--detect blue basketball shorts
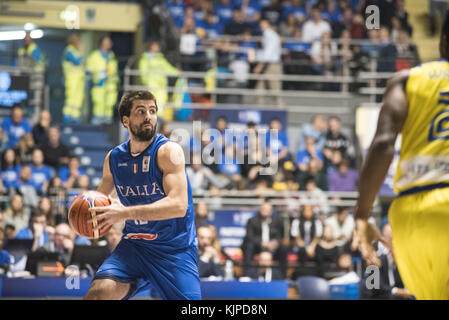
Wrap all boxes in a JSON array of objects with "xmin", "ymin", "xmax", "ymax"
[{"xmin": 93, "ymin": 239, "xmax": 202, "ymax": 300}]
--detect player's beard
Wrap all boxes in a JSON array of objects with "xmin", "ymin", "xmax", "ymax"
[{"xmin": 129, "ymin": 121, "xmax": 157, "ymax": 142}]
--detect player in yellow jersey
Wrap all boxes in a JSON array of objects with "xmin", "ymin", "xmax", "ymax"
[{"xmin": 354, "ymin": 10, "xmax": 449, "ymax": 300}]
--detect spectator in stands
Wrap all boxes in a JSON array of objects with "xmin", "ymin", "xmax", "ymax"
[
  {"xmin": 252, "ymin": 19, "xmax": 283, "ymax": 107},
  {"xmin": 36, "ymin": 223, "xmax": 75, "ymax": 267},
  {"xmin": 1, "ymin": 104, "xmax": 31, "ymax": 150},
  {"xmin": 17, "ymin": 165, "xmax": 40, "ymax": 210},
  {"xmin": 360, "ymin": 224, "xmax": 412, "ymax": 300},
  {"xmin": 16, "ymin": 31, "xmax": 45, "ymax": 71},
  {"xmin": 266, "ymin": 118, "xmax": 290, "ymax": 165},
  {"xmin": 323, "ymin": 116, "xmax": 352, "ymax": 160},
  {"xmin": 394, "ymin": 0, "xmax": 412, "ymax": 36},
  {"xmin": 139, "ymin": 41, "xmax": 179, "ymax": 119},
  {"xmin": 15, "ymin": 209, "xmax": 49, "ymax": 251},
  {"xmin": 377, "ymin": 26, "xmax": 398, "ymax": 73},
  {"xmin": 3, "ymin": 194, "xmax": 28, "ymax": 232},
  {"xmin": 296, "ymin": 136, "xmax": 324, "ymax": 173},
  {"xmin": 197, "ymin": 225, "xmax": 224, "ymax": 278},
  {"xmin": 301, "ymin": 6, "xmax": 331, "ymax": 43},
  {"xmin": 166, "ymin": 0, "xmax": 186, "ymax": 29},
  {"xmin": 246, "ymin": 250, "xmax": 283, "ymax": 281},
  {"xmin": 290, "ymin": 204, "xmax": 322, "ymax": 263},
  {"xmin": 279, "ymin": 13, "xmax": 300, "ymax": 38},
  {"xmin": 200, "ymin": 10, "xmax": 223, "ymax": 39},
  {"xmin": 298, "ymin": 115, "xmax": 327, "ymax": 152},
  {"xmin": 215, "ymin": 0, "xmax": 234, "ymax": 27},
  {"xmin": 328, "ymin": 157, "xmax": 359, "ymax": 191},
  {"xmin": 224, "ymin": 7, "xmax": 252, "ymax": 35},
  {"xmin": 40, "ymin": 126, "xmax": 71, "ymax": 170},
  {"xmin": 217, "ymin": 145, "xmax": 243, "ymax": 189},
  {"xmin": 261, "ymin": 0, "xmax": 283, "ymax": 27},
  {"xmin": 194, "ymin": 201, "xmax": 211, "ymax": 229},
  {"xmin": 302, "ymin": 157, "xmax": 329, "ymax": 191},
  {"xmin": 241, "ymin": 200, "xmax": 287, "ymax": 277},
  {"xmin": 32, "ymin": 110, "xmax": 51, "ymax": 147},
  {"xmin": 14, "ymin": 133, "xmax": 36, "ymax": 166},
  {"xmin": 38, "ymin": 196, "xmax": 56, "ymax": 227},
  {"xmin": 29, "ymin": 148, "xmax": 52, "ymax": 194},
  {"xmin": 105, "ymin": 224, "xmax": 123, "ymax": 255},
  {"xmin": 241, "ymin": 0, "xmax": 262, "ymax": 29},
  {"xmin": 395, "ymin": 29, "xmax": 420, "ymax": 69},
  {"xmin": 362, "ymin": 29, "xmax": 381, "ymax": 59},
  {"xmin": 303, "ymin": 176, "xmax": 330, "ymax": 217},
  {"xmin": 325, "ymin": 206, "xmax": 355, "ymax": 247},
  {"xmin": 0, "ymin": 127, "xmax": 9, "ymax": 153},
  {"xmin": 310, "ymin": 31, "xmax": 338, "ymax": 76},
  {"xmin": 4, "ymin": 224, "xmax": 15, "ymax": 240},
  {"xmin": 282, "ymin": 0, "xmax": 307, "ymax": 25},
  {"xmin": 187, "ymin": 155, "xmax": 226, "ymax": 194},
  {"xmin": 1, "ymin": 148, "xmax": 21, "ymax": 191},
  {"xmin": 0, "ymin": 228, "xmax": 12, "ymax": 269},
  {"xmin": 314, "ymin": 224, "xmax": 340, "ymax": 277},
  {"xmin": 59, "ymin": 156, "xmax": 86, "ymax": 189}
]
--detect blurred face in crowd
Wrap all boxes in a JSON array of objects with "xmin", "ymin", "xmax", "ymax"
[
  {"xmin": 12, "ymin": 107, "xmax": 23, "ymax": 124},
  {"xmin": 313, "ymin": 115, "xmax": 327, "ymax": 132},
  {"xmin": 48, "ymin": 127, "xmax": 60, "ymax": 145},
  {"xmin": 379, "ymin": 27, "xmax": 390, "ymax": 43},
  {"xmin": 39, "ymin": 197, "xmax": 51, "ymax": 213},
  {"xmin": 305, "ymin": 179, "xmax": 316, "ymax": 192},
  {"xmin": 24, "ymin": 32, "xmax": 32, "ymax": 46},
  {"xmin": 54, "ymin": 223, "xmax": 75, "ymax": 251},
  {"xmin": 398, "ymin": 29, "xmax": 409, "ymax": 44},
  {"xmin": 322, "ymin": 224, "xmax": 334, "ymax": 242},
  {"xmin": 20, "ymin": 166, "xmax": 31, "ymax": 182},
  {"xmin": 270, "ymin": 119, "xmax": 282, "ymax": 131},
  {"xmin": 259, "ymin": 251, "xmax": 273, "ymax": 267},
  {"xmin": 259, "ymin": 20, "xmax": 270, "ymax": 32},
  {"xmin": 24, "ymin": 133, "xmax": 34, "ymax": 148},
  {"xmin": 11, "ymin": 194, "xmax": 24, "ymax": 212},
  {"xmin": 305, "ymin": 136, "xmax": 316, "ymax": 154},
  {"xmin": 308, "ymin": 158, "xmax": 320, "ymax": 175},
  {"xmin": 105, "ymin": 225, "xmax": 122, "ymax": 252},
  {"xmin": 31, "ymin": 214, "xmax": 46, "ymax": 233},
  {"xmin": 150, "ymin": 42, "xmax": 160, "ymax": 53},
  {"xmin": 368, "ymin": 29, "xmax": 379, "ymax": 42},
  {"xmin": 332, "ymin": 150, "xmax": 342, "ymax": 166},
  {"xmin": 77, "ymin": 175, "xmax": 90, "ymax": 189},
  {"xmin": 382, "ymin": 224, "xmax": 392, "ymax": 243},
  {"xmin": 312, "ymin": 9, "xmax": 321, "ymax": 22},
  {"xmin": 338, "ymin": 160, "xmax": 349, "ymax": 174},
  {"xmin": 260, "ymin": 202, "xmax": 273, "ymax": 219},
  {"xmin": 69, "ymin": 157, "xmax": 80, "ymax": 171},
  {"xmin": 302, "ymin": 205, "xmax": 314, "ymax": 220},
  {"xmin": 197, "ymin": 226, "xmax": 213, "ymax": 250},
  {"xmin": 100, "ymin": 36, "xmax": 112, "ymax": 52},
  {"xmin": 232, "ymin": 9, "xmax": 242, "ymax": 22},
  {"xmin": 32, "ymin": 149, "xmax": 44, "ymax": 167},
  {"xmin": 216, "ymin": 117, "xmax": 227, "ymax": 132},
  {"xmin": 338, "ymin": 253, "xmax": 352, "ymax": 272},
  {"xmin": 39, "ymin": 110, "xmax": 51, "ymax": 128},
  {"xmin": 4, "ymin": 149, "xmax": 16, "ymax": 165},
  {"xmin": 196, "ymin": 202, "xmax": 208, "ymax": 219},
  {"xmin": 337, "ymin": 208, "xmax": 349, "ymax": 224},
  {"xmin": 328, "ymin": 117, "xmax": 341, "ymax": 135}
]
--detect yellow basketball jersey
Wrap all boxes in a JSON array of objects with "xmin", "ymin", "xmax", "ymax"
[{"xmin": 394, "ymin": 59, "xmax": 449, "ymax": 194}]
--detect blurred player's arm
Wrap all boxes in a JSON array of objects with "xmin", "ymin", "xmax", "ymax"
[
  {"xmin": 354, "ymin": 70, "xmax": 409, "ymax": 266},
  {"xmin": 97, "ymin": 150, "xmax": 115, "ymax": 196},
  {"xmin": 126, "ymin": 142, "xmax": 188, "ymax": 221}
]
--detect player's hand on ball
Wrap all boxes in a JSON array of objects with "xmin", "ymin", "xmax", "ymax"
[{"xmin": 89, "ymin": 201, "xmax": 127, "ymax": 233}]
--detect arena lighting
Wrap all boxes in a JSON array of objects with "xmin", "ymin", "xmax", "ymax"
[
  {"xmin": 24, "ymin": 22, "xmax": 36, "ymax": 31},
  {"xmin": 0, "ymin": 29, "xmax": 44, "ymax": 41}
]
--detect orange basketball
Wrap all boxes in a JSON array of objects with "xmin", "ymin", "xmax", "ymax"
[{"xmin": 68, "ymin": 190, "xmax": 112, "ymax": 239}]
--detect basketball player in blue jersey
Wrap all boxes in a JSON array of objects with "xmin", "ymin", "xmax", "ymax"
[{"xmin": 84, "ymin": 90, "xmax": 201, "ymax": 300}]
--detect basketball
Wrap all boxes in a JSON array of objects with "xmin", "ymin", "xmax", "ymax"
[{"xmin": 68, "ymin": 190, "xmax": 112, "ymax": 239}]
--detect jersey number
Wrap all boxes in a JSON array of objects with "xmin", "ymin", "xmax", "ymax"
[{"xmin": 428, "ymin": 95, "xmax": 449, "ymax": 142}]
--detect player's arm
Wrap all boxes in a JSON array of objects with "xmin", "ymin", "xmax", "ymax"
[
  {"xmin": 124, "ymin": 142, "xmax": 188, "ymax": 221},
  {"xmin": 354, "ymin": 70, "xmax": 409, "ymax": 266},
  {"xmin": 96, "ymin": 150, "xmax": 115, "ymax": 196}
]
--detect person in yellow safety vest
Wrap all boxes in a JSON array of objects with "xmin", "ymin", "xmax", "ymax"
[
  {"xmin": 62, "ymin": 34, "xmax": 85, "ymax": 124},
  {"xmin": 17, "ymin": 32, "xmax": 45, "ymax": 72},
  {"xmin": 138, "ymin": 41, "xmax": 179, "ymax": 121},
  {"xmin": 86, "ymin": 36, "xmax": 119, "ymax": 125}
]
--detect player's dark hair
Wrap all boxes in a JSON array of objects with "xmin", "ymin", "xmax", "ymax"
[{"xmin": 118, "ymin": 90, "xmax": 157, "ymax": 125}]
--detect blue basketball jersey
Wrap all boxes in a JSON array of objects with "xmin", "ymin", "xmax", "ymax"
[{"xmin": 109, "ymin": 134, "xmax": 197, "ymax": 251}]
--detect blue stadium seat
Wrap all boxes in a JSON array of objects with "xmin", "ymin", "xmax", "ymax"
[{"xmin": 296, "ymin": 276, "xmax": 330, "ymax": 300}]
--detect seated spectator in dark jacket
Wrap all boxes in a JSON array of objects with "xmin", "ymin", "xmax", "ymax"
[
  {"xmin": 35, "ymin": 223, "xmax": 75, "ymax": 267},
  {"xmin": 14, "ymin": 133, "xmax": 36, "ymax": 166},
  {"xmin": 246, "ymin": 250, "xmax": 283, "ymax": 281},
  {"xmin": 377, "ymin": 26, "xmax": 398, "ymax": 73},
  {"xmin": 59, "ymin": 156, "xmax": 86, "ymax": 189},
  {"xmin": 40, "ymin": 126, "xmax": 71, "ymax": 170},
  {"xmin": 15, "ymin": 209, "xmax": 49, "ymax": 251},
  {"xmin": 360, "ymin": 224, "xmax": 412, "ymax": 300},
  {"xmin": 32, "ymin": 109, "xmax": 51, "ymax": 146},
  {"xmin": 328, "ymin": 157, "xmax": 359, "ymax": 191},
  {"xmin": 197, "ymin": 225, "xmax": 224, "ymax": 278},
  {"xmin": 314, "ymin": 224, "xmax": 340, "ymax": 278},
  {"xmin": 241, "ymin": 200, "xmax": 287, "ymax": 277},
  {"xmin": 224, "ymin": 8, "xmax": 252, "ymax": 35}
]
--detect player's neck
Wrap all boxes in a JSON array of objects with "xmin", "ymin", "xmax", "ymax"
[{"xmin": 129, "ymin": 135, "xmax": 155, "ymax": 155}]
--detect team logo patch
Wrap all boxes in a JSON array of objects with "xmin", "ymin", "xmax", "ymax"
[
  {"xmin": 142, "ymin": 156, "xmax": 150, "ymax": 172},
  {"xmin": 133, "ymin": 163, "xmax": 138, "ymax": 174},
  {"xmin": 124, "ymin": 233, "xmax": 158, "ymax": 240}
]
